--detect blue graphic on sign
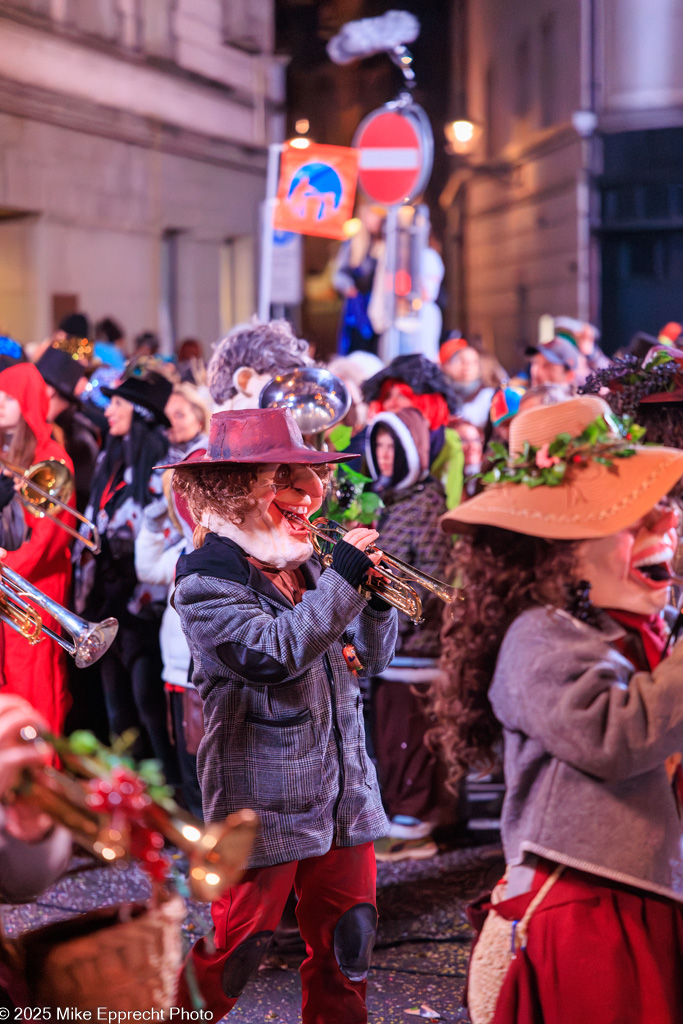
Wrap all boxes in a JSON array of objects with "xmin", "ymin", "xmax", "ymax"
[
  {"xmin": 287, "ymin": 163, "xmax": 343, "ymax": 221},
  {"xmin": 273, "ymin": 230, "xmax": 296, "ymax": 245}
]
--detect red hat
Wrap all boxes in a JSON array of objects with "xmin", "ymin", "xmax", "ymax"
[
  {"xmin": 658, "ymin": 322, "xmax": 682, "ymax": 346},
  {"xmin": 439, "ymin": 336, "xmax": 468, "ymax": 365},
  {"xmin": 156, "ymin": 408, "xmax": 359, "ymax": 469}
]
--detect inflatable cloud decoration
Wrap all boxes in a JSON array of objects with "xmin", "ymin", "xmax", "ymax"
[{"xmin": 327, "ymin": 10, "xmax": 420, "ymax": 65}]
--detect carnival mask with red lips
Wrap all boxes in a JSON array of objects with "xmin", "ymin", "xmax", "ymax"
[
  {"xmin": 576, "ymin": 503, "xmax": 680, "ymax": 616},
  {"xmin": 200, "ymin": 462, "xmax": 325, "ymax": 569}
]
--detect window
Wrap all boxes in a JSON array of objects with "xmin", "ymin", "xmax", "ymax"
[
  {"xmin": 3, "ymin": 0, "xmax": 51, "ymax": 15},
  {"xmin": 539, "ymin": 12, "xmax": 556, "ymax": 128},
  {"xmin": 222, "ymin": 0, "xmax": 272, "ymax": 54},
  {"xmin": 220, "ymin": 236, "xmax": 255, "ymax": 333},
  {"xmin": 485, "ymin": 63, "xmax": 504, "ymax": 158},
  {"xmin": 160, "ymin": 229, "xmax": 180, "ymax": 352},
  {"xmin": 66, "ymin": 0, "xmax": 121, "ymax": 41},
  {"xmin": 140, "ymin": 0, "xmax": 175, "ymax": 59},
  {"xmin": 515, "ymin": 34, "xmax": 532, "ymax": 119}
]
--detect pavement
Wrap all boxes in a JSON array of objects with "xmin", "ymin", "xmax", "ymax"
[{"xmin": 1, "ymin": 833, "xmax": 504, "ymax": 1024}]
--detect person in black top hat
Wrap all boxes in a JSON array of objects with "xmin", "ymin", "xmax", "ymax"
[
  {"xmin": 73, "ymin": 370, "xmax": 178, "ymax": 784},
  {"xmin": 36, "ymin": 346, "xmax": 100, "ymax": 513}
]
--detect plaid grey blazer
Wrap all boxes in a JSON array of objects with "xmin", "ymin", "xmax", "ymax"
[{"xmin": 174, "ymin": 534, "xmax": 397, "ymax": 867}]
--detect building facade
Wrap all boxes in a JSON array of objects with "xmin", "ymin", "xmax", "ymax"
[
  {"xmin": 0, "ymin": 0, "xmax": 285, "ymax": 351},
  {"xmin": 444, "ymin": 0, "xmax": 683, "ymax": 367}
]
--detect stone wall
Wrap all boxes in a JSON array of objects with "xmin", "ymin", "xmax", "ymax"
[{"xmin": 0, "ymin": 0, "xmax": 282, "ymax": 351}]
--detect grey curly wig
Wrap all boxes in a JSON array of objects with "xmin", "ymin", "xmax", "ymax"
[{"xmin": 207, "ymin": 318, "xmax": 312, "ymax": 404}]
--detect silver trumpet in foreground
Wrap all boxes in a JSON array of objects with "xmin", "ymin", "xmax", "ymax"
[{"xmin": 0, "ymin": 565, "xmax": 118, "ymax": 667}]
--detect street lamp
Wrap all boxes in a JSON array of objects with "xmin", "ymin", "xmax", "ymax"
[{"xmin": 444, "ymin": 118, "xmax": 482, "ymax": 156}]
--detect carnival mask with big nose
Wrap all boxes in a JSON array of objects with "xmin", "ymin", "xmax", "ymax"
[
  {"xmin": 203, "ymin": 462, "xmax": 325, "ymax": 569},
  {"xmin": 576, "ymin": 503, "xmax": 680, "ymax": 616}
]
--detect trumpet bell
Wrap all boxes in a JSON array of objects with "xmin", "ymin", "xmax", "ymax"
[
  {"xmin": 22, "ymin": 459, "xmax": 74, "ymax": 512},
  {"xmin": 0, "ymin": 454, "xmax": 100, "ymax": 552},
  {"xmin": 0, "ymin": 565, "xmax": 118, "ymax": 667},
  {"xmin": 73, "ymin": 617, "xmax": 119, "ymax": 668},
  {"xmin": 259, "ymin": 367, "xmax": 352, "ymax": 435}
]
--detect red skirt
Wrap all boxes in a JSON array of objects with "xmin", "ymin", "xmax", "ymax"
[{"xmin": 490, "ymin": 863, "xmax": 683, "ymax": 1024}]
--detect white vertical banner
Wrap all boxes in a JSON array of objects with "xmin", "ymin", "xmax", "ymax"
[{"xmin": 270, "ymin": 230, "xmax": 303, "ymax": 306}]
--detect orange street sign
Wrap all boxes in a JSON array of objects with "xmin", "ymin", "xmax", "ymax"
[{"xmin": 273, "ymin": 142, "xmax": 360, "ymax": 240}]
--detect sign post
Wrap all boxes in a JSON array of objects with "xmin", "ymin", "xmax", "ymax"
[
  {"xmin": 353, "ymin": 101, "xmax": 434, "ymax": 360},
  {"xmin": 260, "ymin": 141, "xmax": 360, "ymax": 322},
  {"xmin": 258, "ymin": 143, "xmax": 284, "ymax": 322}
]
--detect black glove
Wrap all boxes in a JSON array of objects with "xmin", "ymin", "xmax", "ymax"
[
  {"xmin": 331, "ymin": 539, "xmax": 374, "ymax": 588},
  {"xmin": 0, "ymin": 475, "xmax": 16, "ymax": 512}
]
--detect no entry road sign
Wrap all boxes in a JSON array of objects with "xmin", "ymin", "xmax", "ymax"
[{"xmin": 354, "ymin": 104, "xmax": 433, "ymax": 206}]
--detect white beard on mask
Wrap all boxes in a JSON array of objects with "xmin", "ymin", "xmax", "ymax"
[{"xmin": 201, "ymin": 511, "xmax": 314, "ymax": 570}]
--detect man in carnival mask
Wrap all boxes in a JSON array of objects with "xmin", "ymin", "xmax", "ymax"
[{"xmin": 167, "ymin": 408, "xmax": 398, "ymax": 1023}]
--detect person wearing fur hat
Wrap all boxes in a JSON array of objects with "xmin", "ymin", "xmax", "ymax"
[
  {"xmin": 74, "ymin": 370, "xmax": 178, "ymax": 783},
  {"xmin": 365, "ymin": 407, "xmax": 452, "ymax": 861},
  {"xmin": 0, "ymin": 363, "xmax": 76, "ymax": 735},
  {"xmin": 207, "ymin": 317, "xmax": 311, "ymax": 411},
  {"xmin": 430, "ymin": 395, "xmax": 683, "ymax": 1023},
  {"xmin": 168, "ymin": 407, "xmax": 398, "ymax": 1022},
  {"xmin": 581, "ymin": 346, "xmax": 683, "ymax": 496},
  {"xmin": 362, "ymin": 354, "xmax": 465, "ymax": 508}
]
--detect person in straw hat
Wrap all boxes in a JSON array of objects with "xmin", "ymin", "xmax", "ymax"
[
  {"xmin": 167, "ymin": 407, "xmax": 398, "ymax": 1022},
  {"xmin": 428, "ymin": 395, "xmax": 683, "ymax": 1024}
]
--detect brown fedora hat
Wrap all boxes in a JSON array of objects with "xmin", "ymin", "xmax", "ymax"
[
  {"xmin": 441, "ymin": 395, "xmax": 683, "ymax": 540},
  {"xmin": 156, "ymin": 408, "xmax": 359, "ymax": 470}
]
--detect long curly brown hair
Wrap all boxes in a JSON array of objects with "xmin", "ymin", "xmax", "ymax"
[{"xmin": 426, "ymin": 526, "xmax": 580, "ymax": 790}]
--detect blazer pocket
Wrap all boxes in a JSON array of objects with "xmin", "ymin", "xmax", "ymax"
[
  {"xmin": 245, "ymin": 709, "xmax": 312, "ymax": 728},
  {"xmin": 245, "ymin": 710, "xmax": 322, "ymax": 813}
]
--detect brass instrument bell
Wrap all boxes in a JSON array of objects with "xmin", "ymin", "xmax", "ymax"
[
  {"xmin": 0, "ymin": 455, "xmax": 100, "ymax": 553},
  {"xmin": 259, "ymin": 367, "xmax": 352, "ymax": 436}
]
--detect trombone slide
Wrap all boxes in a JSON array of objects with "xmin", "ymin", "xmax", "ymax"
[{"xmin": 0, "ymin": 456, "xmax": 101, "ymax": 553}]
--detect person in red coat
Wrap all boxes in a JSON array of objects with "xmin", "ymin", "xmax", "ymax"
[{"xmin": 0, "ymin": 362, "xmax": 75, "ymax": 735}]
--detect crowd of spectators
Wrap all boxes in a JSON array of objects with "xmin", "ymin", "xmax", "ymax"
[{"xmin": 0, "ymin": 308, "xmax": 681, "ymax": 867}]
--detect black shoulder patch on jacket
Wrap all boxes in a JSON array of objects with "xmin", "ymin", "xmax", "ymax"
[{"xmin": 176, "ymin": 533, "xmax": 250, "ymax": 585}]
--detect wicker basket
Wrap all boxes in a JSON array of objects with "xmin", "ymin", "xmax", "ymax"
[{"xmin": 6, "ymin": 893, "xmax": 186, "ymax": 1011}]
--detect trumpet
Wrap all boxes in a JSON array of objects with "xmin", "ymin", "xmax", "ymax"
[
  {"xmin": 0, "ymin": 563, "xmax": 117, "ymax": 666},
  {"xmin": 15, "ymin": 737, "xmax": 258, "ymax": 902},
  {"xmin": 0, "ymin": 455, "xmax": 101, "ymax": 553},
  {"xmin": 285, "ymin": 513, "xmax": 457, "ymax": 624}
]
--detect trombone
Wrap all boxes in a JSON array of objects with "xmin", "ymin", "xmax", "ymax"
[
  {"xmin": 0, "ymin": 563, "xmax": 118, "ymax": 666},
  {"xmin": 0, "ymin": 455, "xmax": 101, "ymax": 553},
  {"xmin": 285, "ymin": 513, "xmax": 457, "ymax": 624}
]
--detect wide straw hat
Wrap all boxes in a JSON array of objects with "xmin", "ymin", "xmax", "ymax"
[
  {"xmin": 441, "ymin": 395, "xmax": 683, "ymax": 539},
  {"xmin": 156, "ymin": 407, "xmax": 359, "ymax": 470}
]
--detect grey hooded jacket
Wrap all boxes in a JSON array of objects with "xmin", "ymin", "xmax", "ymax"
[
  {"xmin": 174, "ymin": 534, "xmax": 397, "ymax": 868},
  {"xmin": 490, "ymin": 605, "xmax": 683, "ymax": 902}
]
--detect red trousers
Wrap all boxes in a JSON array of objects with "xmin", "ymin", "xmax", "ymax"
[{"xmin": 176, "ymin": 842, "xmax": 377, "ymax": 1023}]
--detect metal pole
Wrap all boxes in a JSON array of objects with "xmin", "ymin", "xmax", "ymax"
[
  {"xmin": 381, "ymin": 204, "xmax": 399, "ymax": 362},
  {"xmin": 258, "ymin": 143, "xmax": 283, "ymax": 322}
]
